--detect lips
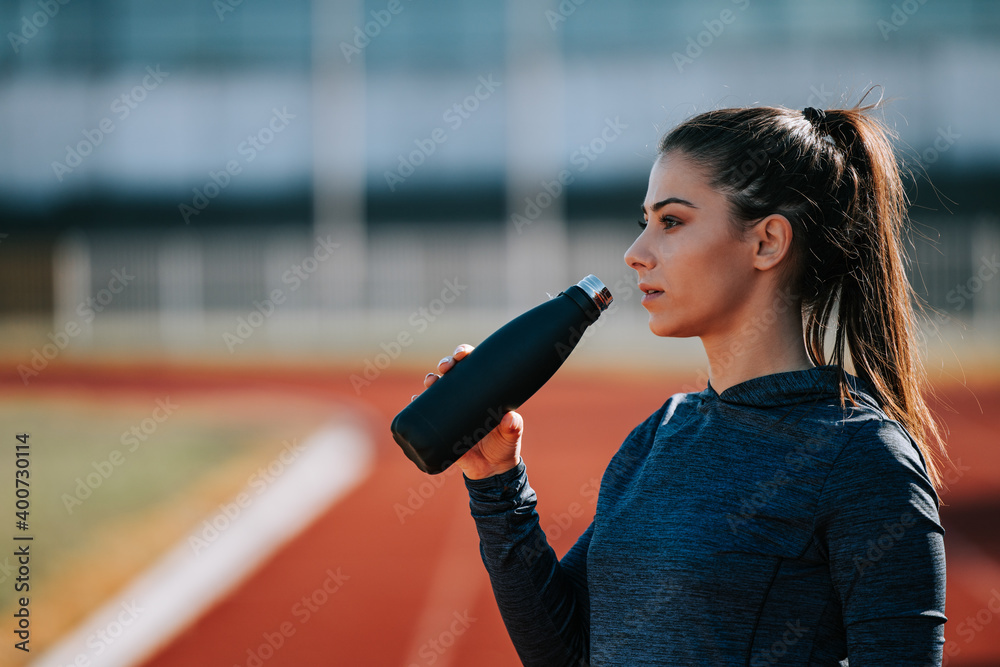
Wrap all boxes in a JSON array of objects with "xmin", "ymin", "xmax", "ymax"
[{"xmin": 638, "ymin": 282, "xmax": 663, "ymax": 306}]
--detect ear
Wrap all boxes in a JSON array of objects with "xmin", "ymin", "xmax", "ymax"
[{"xmin": 749, "ymin": 214, "xmax": 793, "ymax": 272}]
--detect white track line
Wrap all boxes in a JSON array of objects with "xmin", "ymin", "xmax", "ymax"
[{"xmin": 30, "ymin": 420, "xmax": 373, "ymax": 667}]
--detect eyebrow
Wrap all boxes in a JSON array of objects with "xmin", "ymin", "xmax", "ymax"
[{"xmin": 640, "ymin": 197, "xmax": 698, "ymax": 215}]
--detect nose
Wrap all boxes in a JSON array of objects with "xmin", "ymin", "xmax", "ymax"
[{"xmin": 624, "ymin": 233, "xmax": 652, "ymax": 272}]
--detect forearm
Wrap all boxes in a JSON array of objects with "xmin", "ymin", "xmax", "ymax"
[
  {"xmin": 847, "ymin": 617, "xmax": 944, "ymax": 665},
  {"xmin": 465, "ymin": 461, "xmax": 589, "ymax": 667}
]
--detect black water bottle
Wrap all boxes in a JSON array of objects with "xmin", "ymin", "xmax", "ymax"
[{"xmin": 391, "ymin": 274, "xmax": 613, "ymax": 474}]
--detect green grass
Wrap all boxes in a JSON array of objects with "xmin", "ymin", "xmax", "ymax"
[{"xmin": 0, "ymin": 390, "xmax": 319, "ymax": 613}]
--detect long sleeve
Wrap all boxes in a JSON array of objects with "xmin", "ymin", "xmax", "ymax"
[
  {"xmin": 817, "ymin": 419, "xmax": 947, "ymax": 665},
  {"xmin": 465, "ymin": 461, "xmax": 591, "ymax": 666},
  {"xmin": 462, "ymin": 367, "xmax": 946, "ymax": 664}
]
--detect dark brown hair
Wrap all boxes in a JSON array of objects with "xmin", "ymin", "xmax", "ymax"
[{"xmin": 658, "ymin": 94, "xmax": 949, "ymax": 489}]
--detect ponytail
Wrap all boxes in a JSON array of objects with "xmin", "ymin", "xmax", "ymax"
[
  {"xmin": 813, "ymin": 102, "xmax": 949, "ymax": 490},
  {"xmin": 659, "ymin": 93, "xmax": 950, "ymax": 489}
]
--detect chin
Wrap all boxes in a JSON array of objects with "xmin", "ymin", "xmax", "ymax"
[
  {"xmin": 647, "ymin": 318, "xmax": 678, "ymax": 338},
  {"xmin": 647, "ymin": 314, "xmax": 696, "ymax": 339}
]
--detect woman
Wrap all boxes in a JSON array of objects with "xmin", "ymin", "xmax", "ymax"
[{"xmin": 417, "ymin": 100, "xmax": 949, "ymax": 665}]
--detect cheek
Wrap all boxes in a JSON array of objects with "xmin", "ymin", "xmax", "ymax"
[
  {"xmin": 664, "ymin": 233, "xmax": 727, "ymax": 285},
  {"xmin": 701, "ymin": 241, "xmax": 756, "ymax": 311},
  {"xmin": 666, "ymin": 233, "xmax": 750, "ymax": 308}
]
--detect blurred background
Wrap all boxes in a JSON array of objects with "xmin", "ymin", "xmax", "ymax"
[{"xmin": 0, "ymin": 0, "xmax": 998, "ymax": 665}]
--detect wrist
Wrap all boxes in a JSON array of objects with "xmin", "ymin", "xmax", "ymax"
[
  {"xmin": 461, "ymin": 455, "xmax": 521, "ymax": 481},
  {"xmin": 463, "ymin": 459, "xmax": 531, "ymax": 510}
]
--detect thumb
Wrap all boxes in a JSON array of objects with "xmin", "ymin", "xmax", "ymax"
[{"xmin": 500, "ymin": 411, "xmax": 523, "ymax": 441}]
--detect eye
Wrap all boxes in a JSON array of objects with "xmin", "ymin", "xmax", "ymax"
[{"xmin": 637, "ymin": 215, "xmax": 682, "ymax": 231}]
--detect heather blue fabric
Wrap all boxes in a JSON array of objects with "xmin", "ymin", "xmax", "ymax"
[{"xmin": 464, "ymin": 365, "xmax": 946, "ymax": 666}]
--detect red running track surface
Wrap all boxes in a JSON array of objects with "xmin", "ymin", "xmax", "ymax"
[{"xmin": 14, "ymin": 362, "xmax": 998, "ymax": 666}]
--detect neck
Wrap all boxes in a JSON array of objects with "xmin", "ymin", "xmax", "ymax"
[{"xmin": 701, "ymin": 298, "xmax": 814, "ymax": 395}]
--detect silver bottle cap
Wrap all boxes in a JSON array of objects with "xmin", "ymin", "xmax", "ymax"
[{"xmin": 576, "ymin": 274, "xmax": 613, "ymax": 312}]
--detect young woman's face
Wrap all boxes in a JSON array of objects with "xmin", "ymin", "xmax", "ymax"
[{"xmin": 625, "ymin": 151, "xmax": 759, "ymax": 339}]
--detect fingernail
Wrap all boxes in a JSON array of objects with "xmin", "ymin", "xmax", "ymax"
[
  {"xmin": 426, "ymin": 372, "xmax": 436, "ymax": 378},
  {"xmin": 439, "ymin": 357, "xmax": 451, "ymax": 366},
  {"xmin": 411, "ymin": 394, "xmax": 418, "ymax": 401},
  {"xmin": 453, "ymin": 345, "xmax": 463, "ymax": 355}
]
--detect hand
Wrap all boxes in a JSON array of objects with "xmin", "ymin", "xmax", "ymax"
[{"xmin": 413, "ymin": 344, "xmax": 523, "ymax": 480}]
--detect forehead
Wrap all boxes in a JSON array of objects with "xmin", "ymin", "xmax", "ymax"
[{"xmin": 644, "ymin": 152, "xmax": 717, "ymax": 207}]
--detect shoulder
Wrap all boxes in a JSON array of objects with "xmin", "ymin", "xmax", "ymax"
[
  {"xmin": 778, "ymin": 374, "xmax": 929, "ymax": 480},
  {"xmin": 842, "ymin": 417, "xmax": 928, "ymax": 476},
  {"xmin": 820, "ymin": 413, "xmax": 940, "ymax": 518},
  {"xmin": 827, "ymin": 386, "xmax": 934, "ymax": 489},
  {"xmin": 626, "ymin": 390, "xmax": 702, "ymax": 446},
  {"xmin": 600, "ymin": 390, "xmax": 702, "ymax": 478}
]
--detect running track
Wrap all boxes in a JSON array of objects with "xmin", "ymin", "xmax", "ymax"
[{"xmin": 14, "ymin": 362, "xmax": 1000, "ymax": 666}]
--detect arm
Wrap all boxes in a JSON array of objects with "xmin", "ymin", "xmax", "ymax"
[
  {"xmin": 465, "ymin": 461, "xmax": 591, "ymax": 667},
  {"xmin": 420, "ymin": 345, "xmax": 590, "ymax": 663},
  {"xmin": 818, "ymin": 419, "xmax": 947, "ymax": 665}
]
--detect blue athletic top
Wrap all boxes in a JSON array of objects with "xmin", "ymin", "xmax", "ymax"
[{"xmin": 464, "ymin": 365, "xmax": 946, "ymax": 666}]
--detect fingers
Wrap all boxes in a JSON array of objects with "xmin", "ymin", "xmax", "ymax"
[
  {"xmin": 412, "ymin": 344, "xmax": 474, "ymax": 402},
  {"xmin": 435, "ymin": 344, "xmax": 474, "ymax": 375},
  {"xmin": 413, "ymin": 372, "xmax": 439, "ymax": 401}
]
